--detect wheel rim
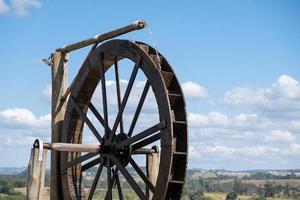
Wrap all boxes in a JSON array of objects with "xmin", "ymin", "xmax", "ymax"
[{"xmin": 60, "ymin": 39, "xmax": 188, "ymax": 200}]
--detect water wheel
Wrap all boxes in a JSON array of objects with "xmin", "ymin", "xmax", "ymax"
[{"xmin": 59, "ymin": 39, "xmax": 188, "ymax": 199}]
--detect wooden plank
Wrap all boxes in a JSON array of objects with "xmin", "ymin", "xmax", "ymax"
[
  {"xmin": 27, "ymin": 148, "xmax": 47, "ymax": 200},
  {"xmin": 50, "ymin": 51, "xmax": 68, "ymax": 200},
  {"xmin": 146, "ymin": 146, "xmax": 160, "ymax": 199}
]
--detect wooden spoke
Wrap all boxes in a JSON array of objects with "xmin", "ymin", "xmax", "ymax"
[
  {"xmin": 132, "ymin": 132, "xmax": 163, "ymax": 152},
  {"xmin": 105, "ymin": 168, "xmax": 118, "ymax": 200},
  {"xmin": 87, "ymin": 162, "xmax": 104, "ymax": 200},
  {"xmin": 89, "ymin": 102, "xmax": 112, "ymax": 132},
  {"xmin": 114, "ymin": 57, "xmax": 124, "ymax": 134},
  {"xmin": 115, "ymin": 172, "xmax": 123, "ymax": 200},
  {"xmin": 128, "ymin": 81, "xmax": 150, "ymax": 137},
  {"xmin": 116, "ymin": 121, "xmax": 165, "ymax": 149},
  {"xmin": 107, "ymin": 160, "xmax": 112, "ymax": 200},
  {"xmin": 130, "ymin": 158, "xmax": 155, "ymax": 192},
  {"xmin": 109, "ymin": 57, "xmax": 142, "ymax": 142},
  {"xmin": 65, "ymin": 152, "xmax": 98, "ymax": 170},
  {"xmin": 99, "ymin": 53, "xmax": 109, "ymax": 138},
  {"xmin": 109, "ymin": 154, "xmax": 147, "ymax": 199},
  {"xmin": 70, "ymin": 96, "xmax": 103, "ymax": 143},
  {"xmin": 81, "ymin": 157, "xmax": 101, "ymax": 172}
]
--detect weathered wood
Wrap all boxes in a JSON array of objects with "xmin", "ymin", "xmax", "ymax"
[
  {"xmin": 27, "ymin": 148, "xmax": 47, "ymax": 200},
  {"xmin": 56, "ymin": 20, "xmax": 146, "ymax": 53},
  {"xmin": 51, "ymin": 51, "xmax": 68, "ymax": 200},
  {"xmin": 44, "ymin": 143, "xmax": 100, "ymax": 153},
  {"xmin": 146, "ymin": 146, "xmax": 160, "ymax": 199}
]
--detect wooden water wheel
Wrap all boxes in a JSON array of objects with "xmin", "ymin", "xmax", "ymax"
[{"xmin": 58, "ymin": 39, "xmax": 188, "ymax": 199}]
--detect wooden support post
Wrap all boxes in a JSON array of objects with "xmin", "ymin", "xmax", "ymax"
[
  {"xmin": 50, "ymin": 51, "xmax": 68, "ymax": 200},
  {"xmin": 146, "ymin": 146, "xmax": 160, "ymax": 199},
  {"xmin": 27, "ymin": 147, "xmax": 47, "ymax": 200}
]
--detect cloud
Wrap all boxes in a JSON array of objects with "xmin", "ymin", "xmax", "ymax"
[
  {"xmin": 264, "ymin": 130, "xmax": 295, "ymax": 142},
  {"xmin": 0, "ymin": 0, "xmax": 41, "ymax": 16},
  {"xmin": 42, "ymin": 84, "xmax": 51, "ymax": 102},
  {"xmin": 0, "ymin": 0, "xmax": 10, "ymax": 13},
  {"xmin": 188, "ymin": 112, "xmax": 229, "ymax": 127},
  {"xmin": 289, "ymin": 143, "xmax": 300, "ymax": 154},
  {"xmin": 182, "ymin": 81, "xmax": 209, "ymax": 99},
  {"xmin": 11, "ymin": 0, "xmax": 41, "ymax": 16},
  {"xmin": 221, "ymin": 75, "xmax": 300, "ymax": 118},
  {"xmin": 0, "ymin": 107, "xmax": 50, "ymax": 129}
]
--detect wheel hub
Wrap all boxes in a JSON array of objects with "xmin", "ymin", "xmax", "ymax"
[{"xmin": 100, "ymin": 133, "xmax": 132, "ymax": 167}]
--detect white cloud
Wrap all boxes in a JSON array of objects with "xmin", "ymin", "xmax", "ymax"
[
  {"xmin": 11, "ymin": 0, "xmax": 41, "ymax": 16},
  {"xmin": 0, "ymin": 0, "xmax": 10, "ymax": 13},
  {"xmin": 221, "ymin": 75, "xmax": 300, "ymax": 118},
  {"xmin": 289, "ymin": 143, "xmax": 300, "ymax": 154},
  {"xmin": 0, "ymin": 0, "xmax": 41, "ymax": 16},
  {"xmin": 182, "ymin": 81, "xmax": 208, "ymax": 99},
  {"xmin": 188, "ymin": 112, "xmax": 229, "ymax": 127},
  {"xmin": 271, "ymin": 75, "xmax": 300, "ymax": 99},
  {"xmin": 0, "ymin": 107, "xmax": 50, "ymax": 129},
  {"xmin": 264, "ymin": 130, "xmax": 295, "ymax": 142},
  {"xmin": 42, "ymin": 84, "xmax": 51, "ymax": 102},
  {"xmin": 291, "ymin": 120, "xmax": 300, "ymax": 130}
]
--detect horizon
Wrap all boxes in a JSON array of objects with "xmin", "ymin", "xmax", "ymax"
[{"xmin": 0, "ymin": 0, "xmax": 300, "ymax": 170}]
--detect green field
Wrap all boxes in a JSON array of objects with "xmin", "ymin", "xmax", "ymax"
[{"xmin": 204, "ymin": 192, "xmax": 294, "ymax": 200}]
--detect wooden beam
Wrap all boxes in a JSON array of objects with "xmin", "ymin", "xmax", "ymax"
[
  {"xmin": 56, "ymin": 20, "xmax": 147, "ymax": 53},
  {"xmin": 44, "ymin": 143, "xmax": 99, "ymax": 153},
  {"xmin": 146, "ymin": 146, "xmax": 160, "ymax": 199},
  {"xmin": 27, "ymin": 148, "xmax": 47, "ymax": 200},
  {"xmin": 50, "ymin": 51, "xmax": 68, "ymax": 200}
]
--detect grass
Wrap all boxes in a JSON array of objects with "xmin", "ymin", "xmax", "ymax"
[{"xmin": 204, "ymin": 192, "xmax": 294, "ymax": 200}]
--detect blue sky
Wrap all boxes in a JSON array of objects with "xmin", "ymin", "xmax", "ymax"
[{"xmin": 0, "ymin": 0, "xmax": 299, "ymax": 170}]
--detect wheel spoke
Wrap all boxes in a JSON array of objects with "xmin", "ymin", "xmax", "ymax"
[
  {"xmin": 88, "ymin": 162, "xmax": 105, "ymax": 200},
  {"xmin": 105, "ymin": 168, "xmax": 118, "ymax": 200},
  {"xmin": 132, "ymin": 132, "xmax": 163, "ymax": 151},
  {"xmin": 65, "ymin": 152, "xmax": 98, "ymax": 170},
  {"xmin": 115, "ymin": 172, "xmax": 123, "ymax": 200},
  {"xmin": 99, "ymin": 53, "xmax": 109, "ymax": 138},
  {"xmin": 109, "ymin": 154, "xmax": 147, "ymax": 199},
  {"xmin": 128, "ymin": 81, "xmax": 150, "ymax": 137},
  {"xmin": 114, "ymin": 57, "xmax": 124, "ymax": 134},
  {"xmin": 70, "ymin": 96, "xmax": 103, "ymax": 143},
  {"xmin": 107, "ymin": 160, "xmax": 112, "ymax": 200},
  {"xmin": 81, "ymin": 157, "xmax": 101, "ymax": 172},
  {"xmin": 89, "ymin": 102, "xmax": 112, "ymax": 132},
  {"xmin": 130, "ymin": 158, "xmax": 155, "ymax": 192},
  {"xmin": 116, "ymin": 121, "xmax": 165, "ymax": 149},
  {"xmin": 109, "ymin": 57, "xmax": 142, "ymax": 142}
]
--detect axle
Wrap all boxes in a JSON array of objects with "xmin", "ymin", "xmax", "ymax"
[{"xmin": 34, "ymin": 140, "xmax": 156, "ymax": 154}]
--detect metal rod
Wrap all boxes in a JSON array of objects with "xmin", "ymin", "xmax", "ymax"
[
  {"xmin": 56, "ymin": 20, "xmax": 147, "ymax": 53},
  {"xmin": 43, "ymin": 143, "xmax": 100, "ymax": 153}
]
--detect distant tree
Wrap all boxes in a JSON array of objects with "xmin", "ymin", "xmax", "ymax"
[
  {"xmin": 264, "ymin": 181, "xmax": 275, "ymax": 197},
  {"xmin": 190, "ymin": 189, "xmax": 205, "ymax": 200},
  {"xmin": 233, "ymin": 178, "xmax": 246, "ymax": 194},
  {"xmin": 0, "ymin": 181, "xmax": 15, "ymax": 195},
  {"xmin": 283, "ymin": 183, "xmax": 290, "ymax": 197},
  {"xmin": 225, "ymin": 192, "xmax": 237, "ymax": 200},
  {"xmin": 257, "ymin": 185, "xmax": 265, "ymax": 197},
  {"xmin": 13, "ymin": 181, "xmax": 25, "ymax": 188}
]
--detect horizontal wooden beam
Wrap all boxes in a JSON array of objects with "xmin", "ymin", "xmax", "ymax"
[
  {"xmin": 43, "ymin": 143, "xmax": 100, "ymax": 153},
  {"xmin": 56, "ymin": 20, "xmax": 147, "ymax": 53},
  {"xmin": 43, "ymin": 142, "xmax": 157, "ymax": 155}
]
